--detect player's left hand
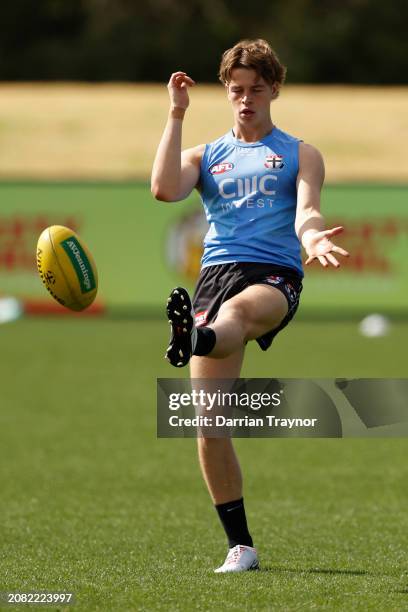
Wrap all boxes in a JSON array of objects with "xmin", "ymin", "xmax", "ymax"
[{"xmin": 304, "ymin": 226, "xmax": 349, "ymax": 267}]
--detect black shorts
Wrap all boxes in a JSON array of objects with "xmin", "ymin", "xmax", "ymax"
[{"xmin": 192, "ymin": 262, "xmax": 303, "ymax": 351}]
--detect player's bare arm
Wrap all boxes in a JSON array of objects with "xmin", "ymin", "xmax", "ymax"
[
  {"xmin": 151, "ymin": 71, "xmax": 204, "ymax": 201},
  {"xmin": 295, "ymin": 142, "xmax": 349, "ymax": 267}
]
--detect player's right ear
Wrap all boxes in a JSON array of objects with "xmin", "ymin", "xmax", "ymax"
[{"xmin": 270, "ymin": 82, "xmax": 280, "ymax": 100}]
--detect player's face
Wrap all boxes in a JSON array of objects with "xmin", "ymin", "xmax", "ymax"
[{"xmin": 227, "ymin": 68, "xmax": 276, "ymax": 125}]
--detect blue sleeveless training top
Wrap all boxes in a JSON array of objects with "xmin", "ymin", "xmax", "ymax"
[{"xmin": 199, "ymin": 126, "xmax": 303, "ymax": 276}]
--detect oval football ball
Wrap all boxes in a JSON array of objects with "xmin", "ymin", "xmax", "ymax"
[{"xmin": 36, "ymin": 225, "xmax": 98, "ymax": 311}]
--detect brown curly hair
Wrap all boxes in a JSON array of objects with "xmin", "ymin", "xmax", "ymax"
[{"xmin": 219, "ymin": 39, "xmax": 287, "ymax": 97}]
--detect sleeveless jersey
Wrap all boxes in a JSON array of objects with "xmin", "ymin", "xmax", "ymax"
[{"xmin": 199, "ymin": 126, "xmax": 303, "ymax": 276}]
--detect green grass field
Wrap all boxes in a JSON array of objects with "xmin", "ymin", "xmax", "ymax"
[
  {"xmin": 1, "ymin": 318, "xmax": 408, "ymax": 611},
  {"xmin": 1, "ymin": 83, "xmax": 407, "ymax": 610}
]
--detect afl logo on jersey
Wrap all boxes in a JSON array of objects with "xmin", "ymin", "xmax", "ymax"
[
  {"xmin": 264, "ymin": 154, "xmax": 284, "ymax": 170},
  {"xmin": 209, "ymin": 162, "xmax": 234, "ymax": 175}
]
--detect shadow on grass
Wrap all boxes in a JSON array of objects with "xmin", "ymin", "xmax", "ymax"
[{"xmin": 261, "ymin": 566, "xmax": 370, "ymax": 576}]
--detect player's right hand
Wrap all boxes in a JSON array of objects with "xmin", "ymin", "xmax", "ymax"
[{"xmin": 167, "ymin": 72, "xmax": 196, "ymax": 110}]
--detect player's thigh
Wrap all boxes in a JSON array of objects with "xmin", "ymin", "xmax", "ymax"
[{"xmin": 217, "ymin": 283, "xmax": 288, "ymax": 341}]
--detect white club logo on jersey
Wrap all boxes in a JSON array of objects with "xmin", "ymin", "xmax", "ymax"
[
  {"xmin": 264, "ymin": 154, "xmax": 284, "ymax": 170},
  {"xmin": 219, "ymin": 174, "xmax": 277, "ymax": 199},
  {"xmin": 210, "ymin": 162, "xmax": 234, "ymax": 175}
]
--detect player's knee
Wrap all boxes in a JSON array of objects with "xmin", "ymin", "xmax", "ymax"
[{"xmin": 218, "ymin": 300, "xmax": 251, "ymax": 332}]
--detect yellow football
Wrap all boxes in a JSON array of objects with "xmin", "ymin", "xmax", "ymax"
[{"xmin": 36, "ymin": 225, "xmax": 98, "ymax": 311}]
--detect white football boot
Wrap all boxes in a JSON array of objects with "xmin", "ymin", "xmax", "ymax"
[{"xmin": 214, "ymin": 545, "xmax": 259, "ymax": 573}]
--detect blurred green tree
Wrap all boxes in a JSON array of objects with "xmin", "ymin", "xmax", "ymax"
[{"xmin": 0, "ymin": 0, "xmax": 406, "ymax": 83}]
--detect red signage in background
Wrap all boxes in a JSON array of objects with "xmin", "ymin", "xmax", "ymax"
[
  {"xmin": 0, "ymin": 215, "xmax": 81, "ymax": 273},
  {"xmin": 307, "ymin": 218, "xmax": 408, "ymax": 274}
]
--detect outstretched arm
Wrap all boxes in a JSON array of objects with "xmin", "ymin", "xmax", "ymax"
[
  {"xmin": 151, "ymin": 72, "xmax": 204, "ymax": 202},
  {"xmin": 295, "ymin": 143, "xmax": 349, "ymax": 267}
]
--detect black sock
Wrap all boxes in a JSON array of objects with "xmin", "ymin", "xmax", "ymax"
[
  {"xmin": 215, "ymin": 497, "xmax": 253, "ymax": 548},
  {"xmin": 194, "ymin": 327, "xmax": 216, "ymax": 356}
]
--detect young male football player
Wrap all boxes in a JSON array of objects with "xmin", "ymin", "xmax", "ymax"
[{"xmin": 151, "ymin": 39, "xmax": 348, "ymax": 573}]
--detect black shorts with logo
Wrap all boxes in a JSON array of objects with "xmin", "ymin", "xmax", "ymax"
[{"xmin": 192, "ymin": 262, "xmax": 303, "ymax": 351}]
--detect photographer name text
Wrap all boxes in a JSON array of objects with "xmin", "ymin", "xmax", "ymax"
[{"xmin": 168, "ymin": 415, "xmax": 318, "ymax": 429}]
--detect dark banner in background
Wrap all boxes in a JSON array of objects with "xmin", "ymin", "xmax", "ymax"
[{"xmin": 157, "ymin": 378, "xmax": 408, "ymax": 438}]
